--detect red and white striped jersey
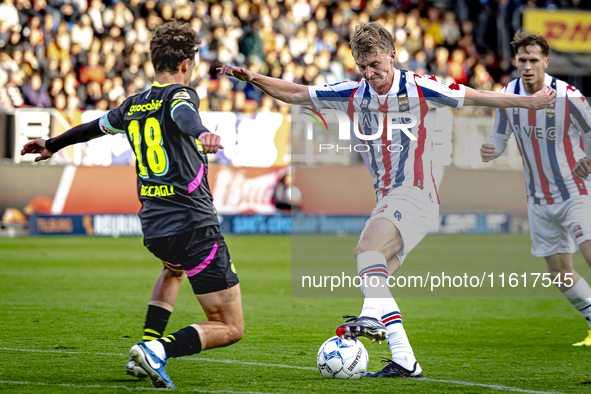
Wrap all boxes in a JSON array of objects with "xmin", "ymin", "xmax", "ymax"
[
  {"xmin": 488, "ymin": 74, "xmax": 591, "ymax": 205},
  {"xmin": 308, "ymin": 69, "xmax": 466, "ymax": 203}
]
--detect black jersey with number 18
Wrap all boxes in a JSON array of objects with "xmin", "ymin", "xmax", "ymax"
[{"xmin": 98, "ymin": 82, "xmax": 218, "ymax": 239}]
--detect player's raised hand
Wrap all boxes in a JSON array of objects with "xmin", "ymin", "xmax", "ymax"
[
  {"xmin": 573, "ymin": 157, "xmax": 591, "ymax": 179},
  {"xmin": 217, "ymin": 64, "xmax": 254, "ymax": 82},
  {"xmin": 20, "ymin": 138, "xmax": 53, "ymax": 162},
  {"xmin": 199, "ymin": 132, "xmax": 224, "ymax": 154},
  {"xmin": 531, "ymin": 83, "xmax": 557, "ymax": 109},
  {"xmin": 480, "ymin": 143, "xmax": 496, "ymax": 162}
]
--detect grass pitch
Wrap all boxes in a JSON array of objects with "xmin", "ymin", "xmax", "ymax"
[{"xmin": 1, "ymin": 234, "xmax": 590, "ymax": 393}]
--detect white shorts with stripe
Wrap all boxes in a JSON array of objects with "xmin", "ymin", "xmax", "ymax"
[
  {"xmin": 359, "ymin": 186, "xmax": 439, "ymax": 265},
  {"xmin": 528, "ymin": 195, "xmax": 591, "ymax": 257}
]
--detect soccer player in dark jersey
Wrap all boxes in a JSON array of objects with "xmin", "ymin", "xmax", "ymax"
[{"xmin": 21, "ymin": 20, "xmax": 242, "ymax": 390}]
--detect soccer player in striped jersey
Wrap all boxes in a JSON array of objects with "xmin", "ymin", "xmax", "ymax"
[
  {"xmin": 481, "ymin": 32, "xmax": 591, "ymax": 346},
  {"xmin": 220, "ymin": 21, "xmax": 555, "ymax": 378},
  {"xmin": 21, "ymin": 20, "xmax": 243, "ymax": 389}
]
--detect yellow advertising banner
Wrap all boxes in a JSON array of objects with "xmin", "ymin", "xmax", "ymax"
[{"xmin": 523, "ymin": 9, "xmax": 591, "ymax": 53}]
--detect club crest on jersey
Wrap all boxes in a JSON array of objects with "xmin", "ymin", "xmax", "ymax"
[
  {"xmin": 398, "ymin": 94, "xmax": 409, "ymax": 112},
  {"xmin": 546, "ymin": 105, "xmax": 555, "ymax": 118}
]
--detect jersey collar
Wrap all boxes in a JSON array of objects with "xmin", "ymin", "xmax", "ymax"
[
  {"xmin": 363, "ymin": 68, "xmax": 401, "ymax": 97},
  {"xmin": 151, "ymin": 81, "xmax": 172, "ymax": 88}
]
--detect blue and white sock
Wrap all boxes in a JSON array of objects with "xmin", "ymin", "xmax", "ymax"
[
  {"xmin": 357, "ymin": 251, "xmax": 392, "ymax": 321},
  {"xmin": 382, "ymin": 300, "xmax": 417, "ymax": 371}
]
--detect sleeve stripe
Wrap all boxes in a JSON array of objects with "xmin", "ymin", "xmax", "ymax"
[
  {"xmin": 569, "ymin": 98, "xmax": 591, "ymax": 133},
  {"xmin": 315, "ymin": 88, "xmax": 357, "ymax": 100},
  {"xmin": 171, "ymin": 101, "xmax": 196, "ymax": 122},
  {"xmin": 99, "ymin": 113, "xmax": 125, "ymax": 134},
  {"xmin": 418, "ymin": 86, "xmax": 459, "ymax": 108},
  {"xmin": 495, "ymin": 110, "xmax": 508, "ymax": 134}
]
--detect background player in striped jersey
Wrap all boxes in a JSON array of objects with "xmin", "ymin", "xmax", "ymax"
[
  {"xmin": 21, "ymin": 20, "xmax": 243, "ymax": 389},
  {"xmin": 221, "ymin": 22, "xmax": 555, "ymax": 378},
  {"xmin": 481, "ymin": 32, "xmax": 591, "ymax": 346}
]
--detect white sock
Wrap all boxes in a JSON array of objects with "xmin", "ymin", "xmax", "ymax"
[
  {"xmin": 563, "ymin": 277, "xmax": 591, "ymax": 328},
  {"xmin": 357, "ymin": 251, "xmax": 391, "ymax": 321},
  {"xmin": 145, "ymin": 340, "xmax": 166, "ymax": 360},
  {"xmin": 382, "ymin": 300, "xmax": 417, "ymax": 371}
]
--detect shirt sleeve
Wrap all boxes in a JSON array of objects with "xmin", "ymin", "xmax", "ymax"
[
  {"xmin": 566, "ymin": 86, "xmax": 591, "ymax": 135},
  {"xmin": 169, "ymin": 87, "xmax": 210, "ymax": 139},
  {"xmin": 414, "ymin": 75, "xmax": 466, "ymax": 110},
  {"xmin": 98, "ymin": 104, "xmax": 126, "ymax": 135},
  {"xmin": 485, "ymin": 85, "xmax": 512, "ymax": 160},
  {"xmin": 487, "ymin": 107, "xmax": 513, "ymax": 160},
  {"xmin": 307, "ymin": 80, "xmax": 361, "ymax": 113}
]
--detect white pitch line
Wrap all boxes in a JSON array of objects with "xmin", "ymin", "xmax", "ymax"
[
  {"xmin": 0, "ymin": 348, "xmax": 566, "ymax": 394},
  {"xmin": 0, "ymin": 348, "xmax": 316, "ymax": 370},
  {"xmin": 0, "ymin": 381, "xmax": 292, "ymax": 394},
  {"xmin": 420, "ymin": 378, "xmax": 565, "ymax": 394}
]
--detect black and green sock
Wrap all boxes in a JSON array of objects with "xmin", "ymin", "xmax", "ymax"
[
  {"xmin": 158, "ymin": 326, "xmax": 202, "ymax": 358},
  {"xmin": 142, "ymin": 304, "xmax": 171, "ymax": 341}
]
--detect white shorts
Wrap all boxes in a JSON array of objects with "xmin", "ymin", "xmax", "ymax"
[
  {"xmin": 358, "ymin": 186, "xmax": 439, "ymax": 265},
  {"xmin": 528, "ymin": 195, "xmax": 591, "ymax": 257}
]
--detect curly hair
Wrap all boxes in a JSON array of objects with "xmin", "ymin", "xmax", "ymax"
[
  {"xmin": 349, "ymin": 22, "xmax": 396, "ymax": 60},
  {"xmin": 511, "ymin": 30, "xmax": 549, "ymax": 57},
  {"xmin": 150, "ymin": 19, "xmax": 201, "ymax": 74}
]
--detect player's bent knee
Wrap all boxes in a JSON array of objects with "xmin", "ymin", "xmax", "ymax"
[{"xmin": 228, "ymin": 323, "xmax": 244, "ymax": 344}]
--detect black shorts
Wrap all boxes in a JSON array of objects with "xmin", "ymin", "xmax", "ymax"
[{"xmin": 144, "ymin": 225, "xmax": 239, "ymax": 295}]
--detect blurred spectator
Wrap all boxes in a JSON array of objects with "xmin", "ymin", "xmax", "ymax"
[
  {"xmin": 0, "ymin": 0, "xmax": 20, "ymax": 31},
  {"xmin": 440, "ymin": 11, "xmax": 461, "ymax": 47},
  {"xmin": 22, "ymin": 73, "xmax": 50, "ymax": 107},
  {"xmin": 1, "ymin": 0, "xmax": 586, "ymax": 113},
  {"xmin": 448, "ymin": 49, "xmax": 468, "ymax": 85}
]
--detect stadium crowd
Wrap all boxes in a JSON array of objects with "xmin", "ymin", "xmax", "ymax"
[{"xmin": 0, "ymin": 0, "xmax": 588, "ymax": 114}]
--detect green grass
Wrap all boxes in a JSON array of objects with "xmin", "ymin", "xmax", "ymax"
[{"xmin": 1, "ymin": 234, "xmax": 590, "ymax": 393}]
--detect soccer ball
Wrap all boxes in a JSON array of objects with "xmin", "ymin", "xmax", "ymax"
[{"xmin": 317, "ymin": 335, "xmax": 368, "ymax": 380}]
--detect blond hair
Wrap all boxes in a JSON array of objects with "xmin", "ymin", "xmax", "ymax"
[{"xmin": 349, "ymin": 22, "xmax": 396, "ymax": 59}]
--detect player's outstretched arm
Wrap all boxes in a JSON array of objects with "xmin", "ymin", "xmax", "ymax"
[
  {"xmin": 217, "ymin": 64, "xmax": 313, "ymax": 105},
  {"xmin": 20, "ymin": 118, "xmax": 103, "ymax": 161},
  {"xmin": 573, "ymin": 158, "xmax": 591, "ymax": 179},
  {"xmin": 464, "ymin": 84, "xmax": 556, "ymax": 109}
]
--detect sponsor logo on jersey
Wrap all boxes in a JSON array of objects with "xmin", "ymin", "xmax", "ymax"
[
  {"xmin": 100, "ymin": 123, "xmax": 117, "ymax": 135},
  {"xmin": 127, "ymin": 99, "xmax": 164, "ymax": 116},
  {"xmin": 140, "ymin": 184, "xmax": 175, "ymax": 197},
  {"xmin": 394, "ymin": 210, "xmax": 402, "ymax": 221},
  {"xmin": 515, "ymin": 125, "xmax": 557, "ymax": 140}
]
